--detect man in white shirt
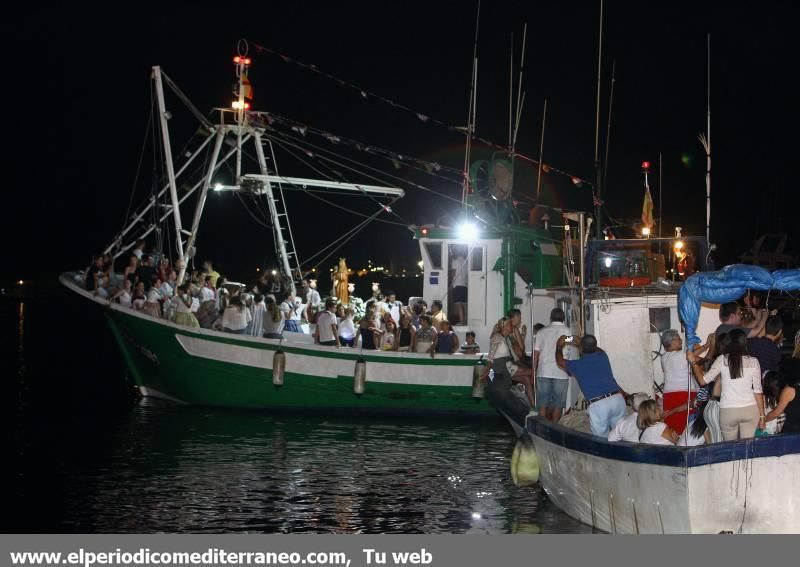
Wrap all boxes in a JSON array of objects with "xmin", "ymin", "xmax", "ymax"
[
  {"xmin": 131, "ymin": 240, "xmax": 145, "ymax": 261},
  {"xmin": 315, "ymin": 298, "xmax": 340, "ymax": 347},
  {"xmin": 533, "ymin": 308, "xmax": 571, "ymax": 422},
  {"xmin": 301, "ymin": 280, "xmax": 322, "ymax": 322},
  {"xmin": 450, "ymin": 252, "xmax": 468, "ymax": 325},
  {"xmin": 384, "ymin": 290, "xmax": 403, "ymax": 324}
]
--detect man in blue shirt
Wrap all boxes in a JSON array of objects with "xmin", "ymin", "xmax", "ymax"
[{"xmin": 556, "ymin": 334, "xmax": 627, "ymax": 437}]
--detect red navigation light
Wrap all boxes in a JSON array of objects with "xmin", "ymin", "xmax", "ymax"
[
  {"xmin": 641, "ymin": 161, "xmax": 651, "ymax": 170},
  {"xmin": 233, "ymin": 56, "xmax": 241, "ymax": 64}
]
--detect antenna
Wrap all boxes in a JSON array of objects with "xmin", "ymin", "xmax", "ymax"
[
  {"xmin": 461, "ymin": 0, "xmax": 481, "ymax": 206},
  {"xmin": 508, "ymin": 32, "xmax": 514, "ymax": 150},
  {"xmin": 511, "ymin": 23, "xmax": 527, "ymax": 156},
  {"xmin": 701, "ymin": 33, "xmax": 712, "ymax": 245},
  {"xmin": 602, "ymin": 59, "xmax": 616, "ymax": 195},
  {"xmin": 536, "ymin": 98, "xmax": 548, "ymax": 200},
  {"xmin": 593, "ymin": 0, "xmax": 604, "ymax": 238}
]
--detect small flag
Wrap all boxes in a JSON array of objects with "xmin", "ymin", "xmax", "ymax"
[
  {"xmin": 242, "ymin": 74, "xmax": 253, "ymax": 100},
  {"xmin": 416, "ymin": 113, "xmax": 429, "ymax": 122},
  {"xmin": 360, "ymin": 90, "xmax": 368, "ymax": 98},
  {"xmin": 571, "ymin": 177, "xmax": 583, "ymax": 186},
  {"xmin": 641, "ymin": 187, "xmax": 655, "ymax": 229},
  {"xmin": 542, "ymin": 164, "xmax": 551, "ymax": 173}
]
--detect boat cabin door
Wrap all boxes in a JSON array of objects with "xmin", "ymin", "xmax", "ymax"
[{"xmin": 467, "ymin": 244, "xmax": 487, "ymax": 328}]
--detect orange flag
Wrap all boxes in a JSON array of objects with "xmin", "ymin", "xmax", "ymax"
[
  {"xmin": 641, "ymin": 186, "xmax": 655, "ymax": 229},
  {"xmin": 242, "ymin": 74, "xmax": 253, "ymax": 100}
]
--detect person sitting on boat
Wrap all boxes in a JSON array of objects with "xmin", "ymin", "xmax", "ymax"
[
  {"xmin": 174, "ymin": 283, "xmax": 200, "ymax": 328},
  {"xmin": 314, "ymin": 298, "xmax": 341, "ymax": 347},
  {"xmin": 110, "ymin": 279, "xmax": 133, "ymax": 308},
  {"xmin": 660, "ymin": 329, "xmax": 699, "ymax": 435},
  {"xmin": 414, "ymin": 314, "xmax": 437, "ymax": 355},
  {"xmin": 159, "ymin": 270, "xmax": 176, "ymax": 299},
  {"xmin": 460, "ymin": 331, "xmax": 480, "ymax": 355},
  {"xmin": 430, "ymin": 300, "xmax": 446, "ymax": 331},
  {"xmin": 142, "ymin": 278, "xmax": 163, "ymax": 319},
  {"xmin": 534, "ymin": 308, "xmax": 571, "ymax": 423},
  {"xmin": 132, "ymin": 281, "xmax": 146, "ymax": 311},
  {"xmin": 262, "ymin": 295, "xmax": 285, "ymax": 339},
  {"xmin": 280, "ymin": 291, "xmax": 302, "ymax": 333},
  {"xmin": 485, "ymin": 317, "xmax": 535, "ymax": 407},
  {"xmin": 397, "ymin": 315, "xmax": 415, "ymax": 352},
  {"xmin": 555, "ymin": 334, "xmax": 628, "ymax": 437},
  {"xmin": 747, "ymin": 315, "xmax": 783, "ymax": 374},
  {"xmin": 766, "ymin": 358, "xmax": 800, "ymax": 434},
  {"xmin": 358, "ymin": 316, "xmax": 381, "ymax": 350},
  {"xmin": 608, "ymin": 393, "xmax": 651, "ymax": 443},
  {"xmin": 220, "ymin": 294, "xmax": 252, "ymax": 335},
  {"xmin": 338, "ymin": 307, "xmax": 357, "ymax": 347},
  {"xmin": 636, "ymin": 400, "xmax": 679, "ymax": 445},
  {"xmin": 84, "ymin": 255, "xmax": 105, "ymax": 292},
  {"xmin": 433, "ymin": 320, "xmax": 459, "ymax": 354},
  {"xmin": 687, "ymin": 329, "xmax": 766, "ymax": 441}
]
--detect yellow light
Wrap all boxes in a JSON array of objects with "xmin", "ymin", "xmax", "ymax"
[
  {"xmin": 232, "ymin": 101, "xmax": 244, "ymax": 110},
  {"xmin": 18, "ymin": 279, "xmax": 24, "ymax": 285},
  {"xmin": 271, "ymin": 270, "xmax": 277, "ymax": 276},
  {"xmin": 641, "ymin": 227, "xmax": 651, "ymax": 237},
  {"xmin": 256, "ymin": 268, "xmax": 260, "ymax": 272},
  {"xmin": 674, "ymin": 240, "xmax": 684, "ymax": 250}
]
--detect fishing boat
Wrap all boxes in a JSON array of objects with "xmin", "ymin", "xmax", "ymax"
[
  {"xmin": 525, "ymin": 265, "xmax": 800, "ymax": 534},
  {"xmin": 60, "ymin": 42, "xmax": 725, "ymax": 416}
]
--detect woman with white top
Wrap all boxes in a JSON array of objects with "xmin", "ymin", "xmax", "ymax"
[
  {"xmin": 688, "ymin": 328, "xmax": 766, "ymax": 441},
  {"xmin": 660, "ymin": 329, "xmax": 699, "ymax": 435},
  {"xmin": 262, "ymin": 295, "xmax": 285, "ymax": 339},
  {"xmin": 636, "ymin": 400, "xmax": 678, "ymax": 445},
  {"xmin": 174, "ymin": 284, "xmax": 200, "ymax": 328},
  {"xmin": 111, "ymin": 279, "xmax": 133, "ymax": 308},
  {"xmin": 221, "ymin": 295, "xmax": 252, "ymax": 335}
]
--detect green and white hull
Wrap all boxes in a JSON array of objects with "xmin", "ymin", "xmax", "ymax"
[{"xmin": 62, "ymin": 274, "xmax": 496, "ymax": 416}]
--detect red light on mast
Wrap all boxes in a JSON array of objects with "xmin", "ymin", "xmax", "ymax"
[{"xmin": 641, "ymin": 161, "xmax": 651, "ymax": 170}]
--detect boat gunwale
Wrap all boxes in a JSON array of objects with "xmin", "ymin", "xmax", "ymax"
[
  {"xmin": 526, "ymin": 415, "xmax": 800, "ymax": 468},
  {"xmin": 59, "ymin": 272, "xmax": 483, "ymax": 367}
]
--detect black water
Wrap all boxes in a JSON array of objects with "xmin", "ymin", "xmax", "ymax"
[{"xmin": 3, "ymin": 291, "xmax": 590, "ymax": 533}]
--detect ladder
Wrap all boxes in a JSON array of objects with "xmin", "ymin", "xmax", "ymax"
[{"xmin": 254, "ymin": 134, "xmax": 303, "ymax": 291}]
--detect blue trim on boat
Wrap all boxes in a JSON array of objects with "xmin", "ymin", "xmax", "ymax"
[{"xmin": 526, "ymin": 416, "xmax": 800, "ymax": 467}]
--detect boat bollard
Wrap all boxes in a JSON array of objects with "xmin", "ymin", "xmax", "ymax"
[
  {"xmin": 353, "ymin": 357, "xmax": 367, "ymax": 395},
  {"xmin": 272, "ymin": 350, "xmax": 286, "ymax": 386},
  {"xmin": 471, "ymin": 360, "xmax": 486, "ymax": 399},
  {"xmin": 510, "ymin": 435, "xmax": 539, "ymax": 486}
]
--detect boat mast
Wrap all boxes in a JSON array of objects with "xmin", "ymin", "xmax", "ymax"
[
  {"xmin": 152, "ymin": 66, "xmax": 186, "ymax": 263},
  {"xmin": 593, "ymin": 0, "xmax": 604, "ymax": 238},
  {"xmin": 535, "ymin": 98, "xmax": 547, "ymax": 200},
  {"xmin": 234, "ymin": 42, "xmax": 250, "ymax": 184},
  {"xmin": 178, "ymin": 127, "xmax": 226, "ymax": 285}
]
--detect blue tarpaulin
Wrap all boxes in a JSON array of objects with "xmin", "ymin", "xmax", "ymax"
[{"xmin": 679, "ymin": 264, "xmax": 800, "ymax": 346}]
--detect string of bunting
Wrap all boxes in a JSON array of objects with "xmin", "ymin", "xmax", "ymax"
[
  {"xmin": 248, "ymin": 110, "xmax": 463, "ymax": 185},
  {"xmin": 247, "ymin": 40, "xmax": 593, "ymax": 189}
]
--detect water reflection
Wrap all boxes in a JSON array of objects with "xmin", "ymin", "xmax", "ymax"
[{"xmin": 57, "ymin": 403, "xmax": 591, "ymax": 533}]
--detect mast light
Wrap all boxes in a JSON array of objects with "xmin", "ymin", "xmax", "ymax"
[{"xmin": 641, "ymin": 161, "xmax": 650, "ymax": 170}]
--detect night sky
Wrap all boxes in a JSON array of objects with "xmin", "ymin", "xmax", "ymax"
[{"xmin": 6, "ymin": 1, "xmax": 799, "ymax": 285}]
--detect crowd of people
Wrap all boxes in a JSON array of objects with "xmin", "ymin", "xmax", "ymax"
[
  {"xmin": 83, "ymin": 245, "xmax": 482, "ymax": 355},
  {"xmin": 484, "ymin": 303, "xmax": 800, "ymax": 445}
]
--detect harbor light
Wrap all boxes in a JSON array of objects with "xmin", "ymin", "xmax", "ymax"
[
  {"xmin": 457, "ymin": 221, "xmax": 479, "ymax": 242},
  {"xmin": 18, "ymin": 279, "xmax": 24, "ymax": 285}
]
